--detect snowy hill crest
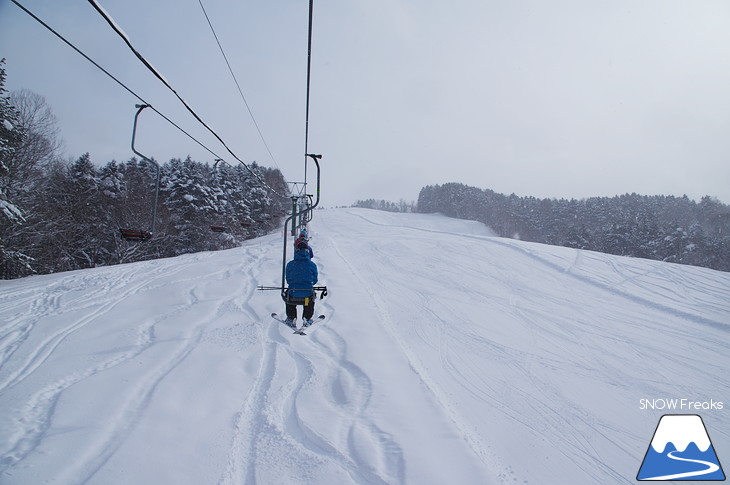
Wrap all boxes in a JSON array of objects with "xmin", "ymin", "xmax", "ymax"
[{"xmin": 1, "ymin": 208, "xmax": 728, "ymax": 484}]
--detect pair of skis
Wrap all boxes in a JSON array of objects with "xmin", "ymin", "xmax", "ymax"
[{"xmin": 271, "ymin": 313, "xmax": 325, "ymax": 335}]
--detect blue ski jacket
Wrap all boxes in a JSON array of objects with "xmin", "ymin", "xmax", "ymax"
[{"xmin": 286, "ymin": 249, "xmax": 318, "ymax": 297}]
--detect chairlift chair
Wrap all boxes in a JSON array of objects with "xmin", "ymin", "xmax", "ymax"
[
  {"xmin": 119, "ymin": 104, "xmax": 160, "ymax": 243},
  {"xmin": 282, "ymin": 286, "xmax": 328, "ymax": 306},
  {"xmin": 119, "ymin": 228, "xmax": 152, "ymax": 242}
]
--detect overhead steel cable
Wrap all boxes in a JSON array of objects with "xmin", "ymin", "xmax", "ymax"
[
  {"xmin": 86, "ymin": 0, "xmax": 288, "ymax": 198},
  {"xmin": 197, "ymin": 0, "xmax": 280, "ymax": 170},
  {"xmin": 8, "ymin": 0, "xmax": 227, "ymax": 164},
  {"xmin": 303, "ymin": 0, "xmax": 315, "ymax": 192}
]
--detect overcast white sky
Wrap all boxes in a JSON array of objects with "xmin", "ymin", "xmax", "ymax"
[{"xmin": 2, "ymin": 0, "xmax": 729, "ymax": 206}]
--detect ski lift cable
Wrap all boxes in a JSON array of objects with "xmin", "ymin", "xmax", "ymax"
[
  {"xmin": 292, "ymin": 1, "xmax": 319, "ymax": 228},
  {"xmin": 11, "ymin": 0, "xmax": 283, "ymax": 237},
  {"xmin": 257, "ymin": 2, "xmax": 324, "ymax": 303},
  {"xmin": 9, "ymin": 0, "xmax": 233, "ymax": 168},
  {"xmin": 11, "ymin": 0, "xmax": 285, "ymax": 197},
  {"xmin": 196, "ymin": 0, "xmax": 280, "ymax": 171},
  {"xmin": 303, "ymin": 0, "xmax": 315, "ymax": 194},
  {"xmin": 86, "ymin": 0, "xmax": 288, "ymax": 199}
]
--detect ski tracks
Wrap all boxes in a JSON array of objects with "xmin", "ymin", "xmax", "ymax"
[
  {"xmin": 488, "ymin": 238, "xmax": 730, "ymax": 333},
  {"xmin": 303, "ymin": 325, "xmax": 405, "ymax": 485},
  {"xmin": 0, "ymin": 263, "xmax": 180, "ymax": 472},
  {"xmin": 0, "ymin": 248, "xmax": 264, "ymax": 482},
  {"xmin": 322, "ymin": 234, "xmax": 501, "ymax": 483},
  {"xmin": 219, "ymin": 259, "xmax": 404, "ymax": 484}
]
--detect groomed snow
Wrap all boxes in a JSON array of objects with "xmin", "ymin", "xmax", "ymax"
[{"xmin": 1, "ymin": 208, "xmax": 728, "ymax": 484}]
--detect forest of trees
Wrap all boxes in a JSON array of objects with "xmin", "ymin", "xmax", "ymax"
[
  {"xmin": 1, "ymin": 60, "xmax": 289, "ymax": 279},
  {"xmin": 417, "ymin": 183, "xmax": 730, "ymax": 272},
  {"xmin": 352, "ymin": 198, "xmax": 416, "ymax": 213},
  {"xmin": 4, "ymin": 59, "xmax": 729, "ymax": 278}
]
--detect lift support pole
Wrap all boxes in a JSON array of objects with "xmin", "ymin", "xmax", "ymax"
[{"xmin": 281, "ymin": 154, "xmax": 321, "ymax": 300}]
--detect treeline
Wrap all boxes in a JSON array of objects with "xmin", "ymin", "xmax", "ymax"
[
  {"xmin": 352, "ymin": 198, "xmax": 416, "ymax": 213},
  {"xmin": 1, "ymin": 60, "xmax": 288, "ymax": 279},
  {"xmin": 417, "ymin": 183, "xmax": 730, "ymax": 272},
  {"xmin": 1, "ymin": 154, "xmax": 288, "ymax": 279}
]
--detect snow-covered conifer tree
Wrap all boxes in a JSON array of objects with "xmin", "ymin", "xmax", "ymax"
[{"xmin": 0, "ymin": 59, "xmax": 31, "ymax": 278}]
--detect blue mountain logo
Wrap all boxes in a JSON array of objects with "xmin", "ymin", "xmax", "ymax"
[{"xmin": 637, "ymin": 414, "xmax": 725, "ymax": 481}]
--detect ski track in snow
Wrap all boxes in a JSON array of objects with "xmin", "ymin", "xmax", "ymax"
[
  {"xmin": 316, "ymin": 209, "xmax": 729, "ymax": 484},
  {"xmin": 0, "ymin": 259, "xmax": 191, "ymax": 393},
  {"xmin": 0, "ymin": 250, "xmax": 250, "ymax": 475},
  {"xmin": 0, "ymin": 244, "xmax": 271, "ymax": 483},
  {"xmin": 0, "ymin": 208, "xmax": 728, "ymax": 485},
  {"xmin": 62, "ymin": 247, "xmax": 267, "ymax": 485},
  {"xmin": 219, "ymin": 251, "xmax": 406, "ymax": 484},
  {"xmin": 325, "ymin": 232, "xmax": 501, "ymax": 480}
]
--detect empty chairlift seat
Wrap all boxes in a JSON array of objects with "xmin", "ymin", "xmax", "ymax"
[{"xmin": 119, "ymin": 228, "xmax": 152, "ymax": 242}]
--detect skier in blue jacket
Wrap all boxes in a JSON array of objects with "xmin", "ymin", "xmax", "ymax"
[{"xmin": 284, "ymin": 242, "xmax": 318, "ymax": 326}]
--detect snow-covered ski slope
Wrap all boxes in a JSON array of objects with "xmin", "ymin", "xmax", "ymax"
[{"xmin": 1, "ymin": 208, "xmax": 728, "ymax": 485}]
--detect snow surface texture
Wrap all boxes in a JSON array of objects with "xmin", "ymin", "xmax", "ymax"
[{"xmin": 0, "ymin": 208, "xmax": 728, "ymax": 484}]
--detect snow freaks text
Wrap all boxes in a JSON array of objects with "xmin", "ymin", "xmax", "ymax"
[{"xmin": 639, "ymin": 398, "xmax": 724, "ymax": 411}]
